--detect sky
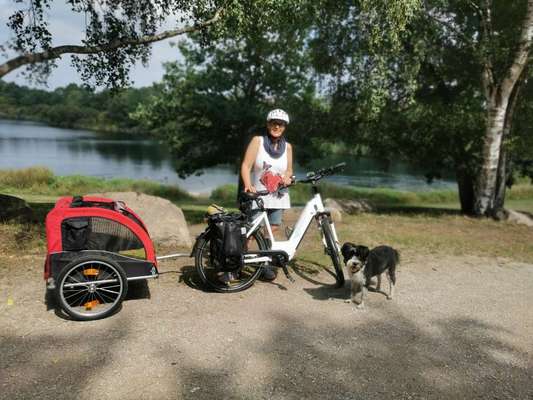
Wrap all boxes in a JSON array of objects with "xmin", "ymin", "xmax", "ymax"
[{"xmin": 0, "ymin": 1, "xmax": 183, "ymax": 89}]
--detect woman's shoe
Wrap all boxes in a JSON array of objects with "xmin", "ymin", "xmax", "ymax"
[
  {"xmin": 259, "ymin": 266, "xmax": 277, "ymax": 281},
  {"xmin": 218, "ymin": 271, "xmax": 239, "ymax": 284}
]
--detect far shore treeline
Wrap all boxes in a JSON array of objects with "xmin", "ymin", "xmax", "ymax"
[{"xmin": 0, "ymin": 80, "xmax": 154, "ymax": 136}]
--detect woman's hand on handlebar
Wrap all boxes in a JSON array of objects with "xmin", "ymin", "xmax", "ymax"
[
  {"xmin": 282, "ymin": 174, "xmax": 294, "ymax": 187},
  {"xmin": 244, "ymin": 184, "xmax": 257, "ymax": 193}
]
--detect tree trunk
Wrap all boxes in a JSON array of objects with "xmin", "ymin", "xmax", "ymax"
[
  {"xmin": 456, "ymin": 168, "xmax": 475, "ymax": 215},
  {"xmin": 492, "ymin": 65, "xmax": 526, "ymax": 216},
  {"xmin": 473, "ymin": 0, "xmax": 533, "ymax": 216},
  {"xmin": 493, "ymin": 145, "xmax": 507, "ymax": 213},
  {"xmin": 474, "ymin": 95, "xmax": 508, "ymax": 215}
]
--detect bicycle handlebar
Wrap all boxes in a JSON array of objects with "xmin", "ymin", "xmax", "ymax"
[
  {"xmin": 239, "ymin": 162, "xmax": 347, "ymax": 203},
  {"xmin": 299, "ymin": 162, "xmax": 346, "ymax": 183}
]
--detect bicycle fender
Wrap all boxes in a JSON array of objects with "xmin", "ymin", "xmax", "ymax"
[{"xmin": 190, "ymin": 229, "xmax": 211, "ymax": 257}]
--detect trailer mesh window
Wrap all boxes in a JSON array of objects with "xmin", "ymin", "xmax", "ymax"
[{"xmin": 61, "ymin": 217, "xmax": 146, "ymax": 259}]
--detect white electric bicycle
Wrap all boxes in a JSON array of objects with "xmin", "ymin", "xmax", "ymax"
[{"xmin": 194, "ymin": 163, "xmax": 346, "ymax": 292}]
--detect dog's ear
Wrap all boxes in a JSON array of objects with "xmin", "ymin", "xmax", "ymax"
[
  {"xmin": 341, "ymin": 242, "xmax": 355, "ymax": 259},
  {"xmin": 356, "ymin": 246, "xmax": 370, "ymax": 260}
]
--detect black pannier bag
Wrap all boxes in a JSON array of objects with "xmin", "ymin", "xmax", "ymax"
[{"xmin": 208, "ymin": 212, "xmax": 247, "ymax": 272}]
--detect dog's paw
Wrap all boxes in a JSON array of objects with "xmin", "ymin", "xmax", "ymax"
[
  {"xmin": 387, "ymin": 295, "xmax": 393, "ymax": 300},
  {"xmin": 344, "ymin": 299, "xmax": 351, "ymax": 303},
  {"xmin": 353, "ymin": 303, "xmax": 365, "ymax": 311}
]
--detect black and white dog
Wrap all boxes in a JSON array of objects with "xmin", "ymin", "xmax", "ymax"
[{"xmin": 340, "ymin": 243, "xmax": 400, "ymax": 308}]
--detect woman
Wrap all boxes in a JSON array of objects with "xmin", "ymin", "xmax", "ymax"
[{"xmin": 240, "ymin": 109, "xmax": 293, "ymax": 281}]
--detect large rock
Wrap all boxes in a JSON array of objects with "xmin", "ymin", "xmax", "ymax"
[
  {"xmin": 89, "ymin": 192, "xmax": 192, "ymax": 248},
  {"xmin": 506, "ymin": 209, "xmax": 533, "ymax": 227},
  {"xmin": 324, "ymin": 198, "xmax": 373, "ymax": 215},
  {"xmin": 0, "ymin": 194, "xmax": 33, "ymax": 222},
  {"xmin": 322, "ymin": 199, "xmax": 343, "ymax": 223}
]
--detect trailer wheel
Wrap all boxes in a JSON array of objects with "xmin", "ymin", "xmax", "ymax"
[{"xmin": 55, "ymin": 256, "xmax": 128, "ymax": 321}]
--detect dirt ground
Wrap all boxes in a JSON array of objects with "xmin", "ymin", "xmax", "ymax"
[{"xmin": 1, "ymin": 224, "xmax": 532, "ymax": 400}]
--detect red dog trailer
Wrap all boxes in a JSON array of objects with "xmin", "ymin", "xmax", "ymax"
[{"xmin": 44, "ymin": 196, "xmax": 158, "ymax": 320}]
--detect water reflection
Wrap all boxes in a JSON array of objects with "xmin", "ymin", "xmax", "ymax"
[{"xmin": 0, "ymin": 119, "xmax": 456, "ymax": 194}]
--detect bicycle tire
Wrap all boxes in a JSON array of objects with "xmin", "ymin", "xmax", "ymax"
[
  {"xmin": 195, "ymin": 229, "xmax": 268, "ymax": 293},
  {"xmin": 320, "ymin": 217, "xmax": 345, "ymax": 288}
]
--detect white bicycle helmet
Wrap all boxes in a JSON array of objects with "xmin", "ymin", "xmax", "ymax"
[{"xmin": 266, "ymin": 109, "xmax": 290, "ymax": 124}]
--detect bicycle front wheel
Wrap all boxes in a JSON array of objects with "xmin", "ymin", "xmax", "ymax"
[
  {"xmin": 320, "ymin": 218, "xmax": 345, "ymax": 288},
  {"xmin": 195, "ymin": 230, "xmax": 268, "ymax": 293}
]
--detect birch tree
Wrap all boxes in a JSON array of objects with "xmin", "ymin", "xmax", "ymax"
[{"xmin": 474, "ymin": 0, "xmax": 533, "ymax": 215}]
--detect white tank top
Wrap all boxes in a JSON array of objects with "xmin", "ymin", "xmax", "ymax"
[{"xmin": 252, "ymin": 136, "xmax": 291, "ymax": 209}]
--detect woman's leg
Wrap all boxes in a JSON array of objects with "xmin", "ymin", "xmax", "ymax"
[
  {"xmin": 267, "ymin": 209, "xmax": 283, "ymax": 238},
  {"xmin": 259, "ymin": 209, "xmax": 284, "ymax": 281}
]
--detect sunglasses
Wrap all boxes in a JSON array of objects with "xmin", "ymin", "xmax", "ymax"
[{"xmin": 268, "ymin": 120, "xmax": 287, "ymax": 128}]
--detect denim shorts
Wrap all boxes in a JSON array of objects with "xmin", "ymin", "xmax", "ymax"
[{"xmin": 251, "ymin": 209, "xmax": 284, "ymax": 225}]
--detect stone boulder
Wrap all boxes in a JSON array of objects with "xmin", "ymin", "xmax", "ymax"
[
  {"xmin": 89, "ymin": 192, "xmax": 192, "ymax": 248},
  {"xmin": 324, "ymin": 198, "xmax": 373, "ymax": 216},
  {"xmin": 0, "ymin": 194, "xmax": 33, "ymax": 222},
  {"xmin": 322, "ymin": 199, "xmax": 343, "ymax": 223},
  {"xmin": 340, "ymin": 199, "xmax": 373, "ymax": 214},
  {"xmin": 505, "ymin": 210, "xmax": 533, "ymax": 227}
]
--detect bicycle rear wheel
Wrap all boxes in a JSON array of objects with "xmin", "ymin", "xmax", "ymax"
[
  {"xmin": 320, "ymin": 217, "xmax": 345, "ymax": 288},
  {"xmin": 195, "ymin": 229, "xmax": 268, "ymax": 293}
]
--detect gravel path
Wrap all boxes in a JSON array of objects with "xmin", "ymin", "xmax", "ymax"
[{"xmin": 1, "ymin": 240, "xmax": 532, "ymax": 399}]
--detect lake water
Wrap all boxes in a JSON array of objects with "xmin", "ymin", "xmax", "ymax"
[{"xmin": 0, "ymin": 119, "xmax": 456, "ymax": 194}]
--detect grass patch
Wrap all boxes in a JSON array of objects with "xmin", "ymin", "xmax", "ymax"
[
  {"xmin": 209, "ymin": 181, "xmax": 460, "ymax": 208},
  {"xmin": 0, "ymin": 223, "xmax": 46, "ymax": 254},
  {"xmin": 289, "ymin": 212, "xmax": 533, "ymax": 266},
  {"xmin": 0, "ymin": 166, "xmax": 54, "ymax": 189},
  {"xmin": 0, "ymin": 167, "xmax": 193, "ymax": 203},
  {"xmin": 507, "ymin": 184, "xmax": 533, "ymax": 200}
]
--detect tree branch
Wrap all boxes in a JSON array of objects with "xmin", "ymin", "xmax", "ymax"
[
  {"xmin": 501, "ymin": 0, "xmax": 533, "ymax": 98},
  {"xmin": 0, "ymin": 6, "xmax": 225, "ymax": 78},
  {"xmin": 479, "ymin": 0, "xmax": 495, "ymax": 90},
  {"xmin": 425, "ymin": 12, "xmax": 473, "ymax": 47}
]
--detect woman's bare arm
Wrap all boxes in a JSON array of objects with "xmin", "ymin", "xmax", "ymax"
[
  {"xmin": 283, "ymin": 143, "xmax": 293, "ymax": 185},
  {"xmin": 240, "ymin": 136, "xmax": 260, "ymax": 192}
]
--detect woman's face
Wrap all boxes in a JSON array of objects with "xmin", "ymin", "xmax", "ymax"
[{"xmin": 267, "ymin": 120, "xmax": 287, "ymax": 139}]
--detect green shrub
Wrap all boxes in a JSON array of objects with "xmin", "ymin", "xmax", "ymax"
[{"xmin": 210, "ymin": 184, "xmax": 238, "ymax": 204}]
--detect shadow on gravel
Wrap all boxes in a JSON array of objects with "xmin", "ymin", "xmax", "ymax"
[
  {"xmin": 125, "ymin": 280, "xmax": 151, "ymax": 301},
  {"xmin": 302, "ymin": 285, "xmax": 348, "ymax": 301},
  {"xmin": 178, "ymin": 264, "xmax": 204, "ymax": 291},
  {"xmin": 291, "ymin": 259, "xmax": 342, "ymax": 288},
  {"xmin": 167, "ymin": 308, "xmax": 532, "ymax": 400},
  {"xmin": 1, "ymin": 319, "xmax": 131, "ymax": 400}
]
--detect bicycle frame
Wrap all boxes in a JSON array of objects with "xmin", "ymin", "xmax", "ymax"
[{"xmin": 243, "ymin": 191, "xmax": 341, "ymax": 265}]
